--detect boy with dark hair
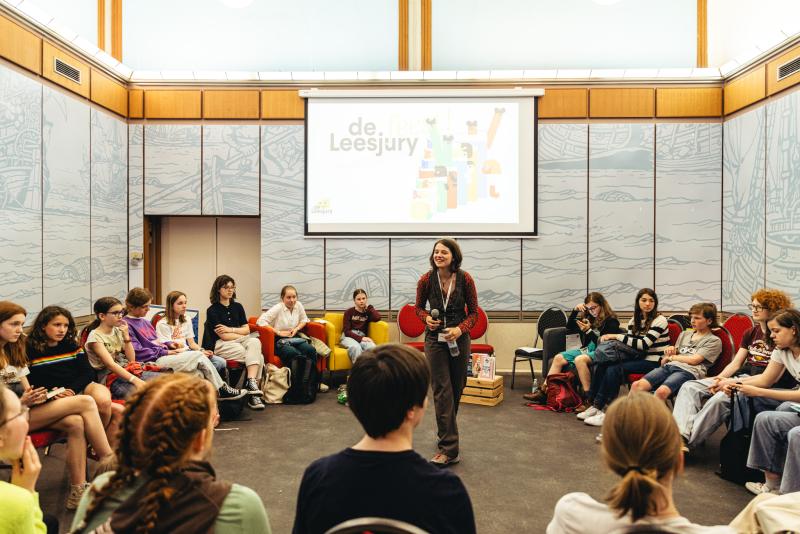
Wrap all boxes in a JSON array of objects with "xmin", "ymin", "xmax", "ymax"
[{"xmin": 292, "ymin": 343, "xmax": 476, "ymax": 534}]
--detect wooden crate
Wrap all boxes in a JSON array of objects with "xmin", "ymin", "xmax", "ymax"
[{"xmin": 460, "ymin": 375, "xmax": 503, "ymax": 406}]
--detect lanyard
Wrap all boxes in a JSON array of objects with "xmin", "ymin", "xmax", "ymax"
[{"xmin": 437, "ymin": 272, "xmax": 454, "ymax": 327}]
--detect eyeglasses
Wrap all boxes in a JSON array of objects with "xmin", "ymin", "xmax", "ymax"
[
  {"xmin": 748, "ymin": 304, "xmax": 765, "ymax": 312},
  {"xmin": 585, "ymin": 305, "xmax": 599, "ymax": 312},
  {"xmin": 107, "ymin": 310, "xmax": 125, "ymax": 317},
  {"xmin": 0, "ymin": 405, "xmax": 29, "ymax": 428}
]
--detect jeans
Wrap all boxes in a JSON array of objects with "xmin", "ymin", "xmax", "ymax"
[
  {"xmin": 340, "ymin": 333, "xmax": 376, "ymax": 363},
  {"xmin": 275, "ymin": 338, "xmax": 317, "ymax": 366},
  {"xmin": 210, "ymin": 355, "xmax": 227, "ymax": 375},
  {"xmin": 109, "ymin": 370, "xmax": 162, "ymax": 399},
  {"xmin": 748, "ymin": 402, "xmax": 800, "ymax": 494},
  {"xmin": 641, "ymin": 364, "xmax": 695, "ymax": 395},
  {"xmin": 590, "ymin": 359, "xmax": 659, "ymax": 410}
]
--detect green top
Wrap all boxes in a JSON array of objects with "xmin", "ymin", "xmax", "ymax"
[
  {"xmin": 70, "ymin": 471, "xmax": 271, "ymax": 534},
  {"xmin": 0, "ymin": 481, "xmax": 47, "ymax": 534}
]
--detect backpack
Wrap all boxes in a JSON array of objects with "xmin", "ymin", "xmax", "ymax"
[
  {"xmin": 718, "ymin": 390, "xmax": 765, "ymax": 484},
  {"xmin": 544, "ymin": 371, "xmax": 582, "ymax": 412}
]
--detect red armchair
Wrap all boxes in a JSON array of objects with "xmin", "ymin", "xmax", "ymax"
[{"xmin": 248, "ymin": 317, "xmax": 328, "ymax": 373}]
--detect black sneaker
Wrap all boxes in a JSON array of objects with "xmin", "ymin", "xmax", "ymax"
[
  {"xmin": 248, "ymin": 395, "xmax": 265, "ymax": 410},
  {"xmin": 218, "ymin": 383, "xmax": 246, "ymax": 402},
  {"xmin": 245, "ymin": 378, "xmax": 264, "ymax": 397}
]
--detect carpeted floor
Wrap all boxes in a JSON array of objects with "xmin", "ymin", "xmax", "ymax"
[{"xmin": 35, "ymin": 374, "xmax": 754, "ymax": 533}]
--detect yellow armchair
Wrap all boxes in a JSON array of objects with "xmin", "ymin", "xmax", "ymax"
[{"xmin": 320, "ymin": 312, "xmax": 389, "ymax": 372}]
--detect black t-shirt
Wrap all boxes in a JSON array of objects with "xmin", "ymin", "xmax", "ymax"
[
  {"xmin": 202, "ymin": 301, "xmax": 248, "ymax": 350},
  {"xmin": 26, "ymin": 338, "xmax": 95, "ymax": 393},
  {"xmin": 292, "ymin": 448, "xmax": 476, "ymax": 534},
  {"xmin": 737, "ymin": 326, "xmax": 796, "ymax": 388}
]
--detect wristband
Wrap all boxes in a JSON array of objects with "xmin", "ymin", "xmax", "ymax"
[{"xmin": 128, "ymin": 375, "xmax": 137, "ymax": 383}]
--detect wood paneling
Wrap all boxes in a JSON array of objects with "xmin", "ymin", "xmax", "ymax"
[
  {"xmin": 203, "ymin": 90, "xmax": 260, "ymax": 119},
  {"xmin": 697, "ymin": 0, "xmax": 708, "ymax": 68},
  {"xmin": 767, "ymin": 43, "xmax": 800, "ymax": 96},
  {"xmin": 399, "ymin": 0, "xmax": 408, "ymax": 70},
  {"xmin": 42, "ymin": 42, "xmax": 90, "ymax": 98},
  {"xmin": 144, "ymin": 90, "xmax": 202, "ymax": 119},
  {"xmin": 589, "ymin": 88, "xmax": 654, "ymax": 118},
  {"xmin": 111, "ymin": 0, "xmax": 122, "ymax": 61},
  {"xmin": 97, "ymin": 0, "xmax": 105, "ymax": 50},
  {"xmin": 261, "ymin": 90, "xmax": 304, "ymax": 119},
  {"xmin": 90, "ymin": 68, "xmax": 128, "ymax": 117},
  {"xmin": 538, "ymin": 88, "xmax": 588, "ymax": 118},
  {"xmin": 724, "ymin": 65, "xmax": 766, "ymax": 115},
  {"xmin": 129, "ymin": 89, "xmax": 144, "ymax": 118},
  {"xmin": 656, "ymin": 87, "xmax": 722, "ymax": 117},
  {"xmin": 0, "ymin": 16, "xmax": 42, "ymax": 74},
  {"xmin": 421, "ymin": 0, "xmax": 431, "ymax": 70}
]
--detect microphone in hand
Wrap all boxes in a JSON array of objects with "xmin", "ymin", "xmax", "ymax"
[{"xmin": 430, "ymin": 309, "xmax": 440, "ymax": 330}]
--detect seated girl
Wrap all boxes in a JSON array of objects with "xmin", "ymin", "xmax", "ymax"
[
  {"xmin": 83, "ymin": 297, "xmax": 160, "ymax": 400},
  {"xmin": 0, "ymin": 301, "xmax": 114, "ymax": 510},
  {"xmin": 340, "ymin": 289, "xmax": 382, "ymax": 363},
  {"xmin": 672, "ymin": 289, "xmax": 795, "ymax": 451},
  {"xmin": 525, "ymin": 292, "xmax": 619, "ymax": 409},
  {"xmin": 70, "ymin": 374, "xmax": 271, "ymax": 533},
  {"xmin": 0, "ymin": 381, "xmax": 49, "ymax": 533},
  {"xmin": 202, "ymin": 275, "xmax": 265, "ymax": 411},
  {"xmin": 580, "ymin": 288, "xmax": 670, "ymax": 428},
  {"xmin": 156, "ymin": 290, "xmax": 227, "ymax": 377},
  {"xmin": 257, "ymin": 285, "xmax": 322, "ymax": 396},
  {"xmin": 734, "ymin": 308, "xmax": 800, "ymax": 496},
  {"xmin": 123, "ymin": 287, "xmax": 246, "ymax": 402},
  {"xmin": 547, "ymin": 392, "xmax": 734, "ymax": 533},
  {"xmin": 632, "ymin": 302, "xmax": 722, "ymax": 402},
  {"xmin": 26, "ymin": 305, "xmax": 123, "ymax": 448}
]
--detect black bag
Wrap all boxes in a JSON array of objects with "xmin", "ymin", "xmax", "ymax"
[
  {"xmin": 593, "ymin": 340, "xmax": 644, "ymax": 363},
  {"xmin": 718, "ymin": 390, "xmax": 765, "ymax": 484},
  {"xmin": 283, "ymin": 357, "xmax": 319, "ymax": 405}
]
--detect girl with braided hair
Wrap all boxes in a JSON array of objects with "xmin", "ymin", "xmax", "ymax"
[
  {"xmin": 70, "ymin": 374, "xmax": 271, "ymax": 534},
  {"xmin": 547, "ymin": 392, "xmax": 733, "ymax": 533}
]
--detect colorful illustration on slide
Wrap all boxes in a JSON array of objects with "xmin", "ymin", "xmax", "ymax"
[{"xmin": 411, "ymin": 108, "xmax": 506, "ymax": 220}]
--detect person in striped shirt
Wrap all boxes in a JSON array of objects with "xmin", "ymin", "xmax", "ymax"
[
  {"xmin": 26, "ymin": 306, "xmax": 123, "ymax": 449},
  {"xmin": 581, "ymin": 288, "xmax": 670, "ymax": 427}
]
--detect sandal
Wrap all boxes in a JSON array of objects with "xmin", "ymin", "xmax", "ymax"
[{"xmin": 430, "ymin": 452, "xmax": 460, "ymax": 467}]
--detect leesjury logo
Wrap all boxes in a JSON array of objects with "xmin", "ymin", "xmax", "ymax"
[{"xmin": 329, "ymin": 117, "xmax": 418, "ymax": 156}]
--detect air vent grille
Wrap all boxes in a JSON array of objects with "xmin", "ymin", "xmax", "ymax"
[
  {"xmin": 54, "ymin": 58, "xmax": 81, "ymax": 84},
  {"xmin": 777, "ymin": 56, "xmax": 800, "ymax": 81}
]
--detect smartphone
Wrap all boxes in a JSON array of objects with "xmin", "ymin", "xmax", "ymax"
[{"xmin": 46, "ymin": 387, "xmax": 66, "ymax": 400}]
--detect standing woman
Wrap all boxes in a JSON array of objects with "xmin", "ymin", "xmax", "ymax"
[{"xmin": 414, "ymin": 238, "xmax": 478, "ymax": 467}]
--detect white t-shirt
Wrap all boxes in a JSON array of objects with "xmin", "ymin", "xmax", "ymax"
[
  {"xmin": 256, "ymin": 302, "xmax": 309, "ymax": 332},
  {"xmin": 85, "ymin": 328, "xmax": 128, "ymax": 371},
  {"xmin": 155, "ymin": 319, "xmax": 194, "ymax": 347},
  {"xmin": 769, "ymin": 348, "xmax": 800, "ymax": 387},
  {"xmin": 546, "ymin": 492, "xmax": 735, "ymax": 534}
]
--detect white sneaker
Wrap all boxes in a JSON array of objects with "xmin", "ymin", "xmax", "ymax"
[
  {"xmin": 577, "ymin": 406, "xmax": 599, "ymax": 420},
  {"xmin": 584, "ymin": 411, "xmax": 605, "ymax": 427},
  {"xmin": 745, "ymin": 481, "xmax": 779, "ymax": 496},
  {"xmin": 595, "ymin": 433, "xmax": 603, "ymax": 443},
  {"xmin": 319, "ymin": 382, "xmax": 329, "ymax": 393}
]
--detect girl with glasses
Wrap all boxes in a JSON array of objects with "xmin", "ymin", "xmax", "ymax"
[
  {"xmin": 0, "ymin": 301, "xmax": 114, "ymax": 510},
  {"xmin": 524, "ymin": 292, "xmax": 619, "ymax": 410}
]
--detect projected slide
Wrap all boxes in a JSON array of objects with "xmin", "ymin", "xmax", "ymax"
[{"xmin": 306, "ymin": 96, "xmax": 537, "ymax": 236}]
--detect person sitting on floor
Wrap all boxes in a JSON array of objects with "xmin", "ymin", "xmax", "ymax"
[
  {"xmin": 672, "ymin": 289, "xmax": 795, "ymax": 452},
  {"xmin": 340, "ymin": 288, "xmax": 382, "ymax": 363},
  {"xmin": 632, "ymin": 302, "xmax": 722, "ymax": 402},
  {"xmin": 292, "ymin": 343, "xmax": 476, "ymax": 534},
  {"xmin": 547, "ymin": 391, "xmax": 734, "ymax": 533},
  {"xmin": 123, "ymin": 287, "xmax": 247, "ymax": 403},
  {"xmin": 70, "ymin": 374, "xmax": 272, "ymax": 534},
  {"xmin": 525, "ymin": 292, "xmax": 620, "ymax": 409}
]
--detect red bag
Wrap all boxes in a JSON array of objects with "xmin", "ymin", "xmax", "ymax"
[{"xmin": 544, "ymin": 371, "xmax": 582, "ymax": 412}]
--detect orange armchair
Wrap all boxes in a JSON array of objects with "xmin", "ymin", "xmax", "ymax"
[{"xmin": 248, "ymin": 317, "xmax": 327, "ymax": 373}]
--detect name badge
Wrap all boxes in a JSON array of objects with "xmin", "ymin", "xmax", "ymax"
[{"xmin": 437, "ymin": 333, "xmax": 449, "ymax": 343}]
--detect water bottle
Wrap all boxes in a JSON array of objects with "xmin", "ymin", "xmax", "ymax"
[
  {"xmin": 531, "ymin": 378, "xmax": 539, "ymax": 393},
  {"xmin": 448, "ymin": 339, "xmax": 460, "ymax": 357}
]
